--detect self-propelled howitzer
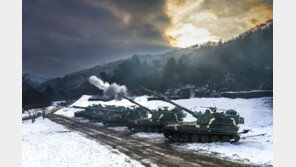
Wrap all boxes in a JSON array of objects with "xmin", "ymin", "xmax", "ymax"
[
  {"xmin": 123, "ymin": 95, "xmax": 186, "ymax": 133},
  {"xmin": 72, "ymin": 104, "xmax": 120, "ymax": 122},
  {"xmin": 139, "ymin": 86, "xmax": 246, "ymax": 143},
  {"xmin": 102, "ymin": 96, "xmax": 150, "ymax": 127},
  {"xmin": 72, "ymin": 105, "xmax": 103, "ymax": 118}
]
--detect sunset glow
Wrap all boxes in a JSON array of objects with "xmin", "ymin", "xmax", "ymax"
[{"xmin": 164, "ymin": 0, "xmax": 273, "ymax": 48}]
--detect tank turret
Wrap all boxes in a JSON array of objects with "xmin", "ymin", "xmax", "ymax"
[
  {"xmin": 102, "ymin": 96, "xmax": 150, "ymax": 127},
  {"xmin": 121, "ymin": 94, "xmax": 185, "ymax": 132}
]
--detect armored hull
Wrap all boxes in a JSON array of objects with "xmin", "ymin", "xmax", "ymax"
[
  {"xmin": 163, "ymin": 122, "xmax": 240, "ymax": 142},
  {"xmin": 127, "ymin": 108, "xmax": 186, "ymax": 133},
  {"xmin": 73, "ymin": 104, "xmax": 123, "ymax": 123},
  {"xmin": 103, "ymin": 107, "xmax": 149, "ymax": 127},
  {"xmin": 139, "ymin": 85, "xmax": 246, "ymax": 143},
  {"xmin": 127, "ymin": 118, "xmax": 178, "ymax": 133},
  {"xmin": 87, "ymin": 111, "xmax": 106, "ymax": 122},
  {"xmin": 103, "ymin": 116, "xmax": 127, "ymax": 126},
  {"xmin": 74, "ymin": 110, "xmax": 86, "ymax": 117},
  {"xmin": 163, "ymin": 109, "xmax": 244, "ymax": 143}
]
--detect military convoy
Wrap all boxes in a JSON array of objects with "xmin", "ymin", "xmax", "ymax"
[{"xmin": 71, "ymin": 86, "xmax": 247, "ymax": 143}]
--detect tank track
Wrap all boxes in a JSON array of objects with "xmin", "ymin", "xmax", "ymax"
[
  {"xmin": 103, "ymin": 122, "xmax": 127, "ymax": 127},
  {"xmin": 163, "ymin": 130, "xmax": 240, "ymax": 143},
  {"xmin": 127, "ymin": 125, "xmax": 164, "ymax": 133}
]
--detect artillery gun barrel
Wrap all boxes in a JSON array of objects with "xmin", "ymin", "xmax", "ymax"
[
  {"xmin": 72, "ymin": 106, "xmax": 89, "ymax": 109},
  {"xmin": 71, "ymin": 106, "xmax": 98, "ymax": 110},
  {"xmin": 122, "ymin": 96, "xmax": 153, "ymax": 114},
  {"xmin": 139, "ymin": 85, "xmax": 197, "ymax": 117}
]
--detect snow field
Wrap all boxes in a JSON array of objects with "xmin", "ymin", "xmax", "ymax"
[{"xmin": 22, "ymin": 118, "xmax": 144, "ymax": 167}]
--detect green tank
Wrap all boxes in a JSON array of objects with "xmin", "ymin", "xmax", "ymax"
[
  {"xmin": 103, "ymin": 107, "xmax": 149, "ymax": 127},
  {"xmin": 127, "ymin": 107, "xmax": 186, "ymax": 133},
  {"xmin": 102, "ymin": 96, "xmax": 150, "ymax": 127},
  {"xmin": 140, "ymin": 86, "xmax": 246, "ymax": 143},
  {"xmin": 73, "ymin": 104, "xmax": 122, "ymax": 122}
]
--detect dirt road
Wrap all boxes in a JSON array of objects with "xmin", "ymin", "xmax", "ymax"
[{"xmin": 47, "ymin": 114, "xmax": 253, "ymax": 167}]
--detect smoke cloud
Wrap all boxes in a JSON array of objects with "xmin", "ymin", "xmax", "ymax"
[{"xmin": 89, "ymin": 75, "xmax": 127, "ymax": 100}]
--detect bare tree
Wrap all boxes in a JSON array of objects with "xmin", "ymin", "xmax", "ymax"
[{"xmin": 26, "ymin": 109, "xmax": 39, "ymax": 123}]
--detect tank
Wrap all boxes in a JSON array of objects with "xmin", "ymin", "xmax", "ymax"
[
  {"xmin": 121, "ymin": 95, "xmax": 186, "ymax": 132},
  {"xmin": 127, "ymin": 107, "xmax": 186, "ymax": 133},
  {"xmin": 102, "ymin": 96, "xmax": 150, "ymax": 127},
  {"xmin": 139, "ymin": 85, "xmax": 246, "ymax": 143},
  {"xmin": 72, "ymin": 104, "xmax": 121, "ymax": 122},
  {"xmin": 103, "ymin": 107, "xmax": 149, "ymax": 127}
]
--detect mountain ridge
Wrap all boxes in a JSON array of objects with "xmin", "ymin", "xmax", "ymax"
[{"xmin": 23, "ymin": 19, "xmax": 273, "ymax": 101}]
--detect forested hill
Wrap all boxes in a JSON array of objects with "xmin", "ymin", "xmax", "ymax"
[
  {"xmin": 23, "ymin": 20, "xmax": 273, "ymax": 103},
  {"xmin": 109, "ymin": 20, "xmax": 273, "ymax": 92}
]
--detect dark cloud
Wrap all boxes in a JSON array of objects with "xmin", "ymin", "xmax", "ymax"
[
  {"xmin": 23, "ymin": 0, "xmax": 273, "ymax": 77},
  {"xmin": 23, "ymin": 0, "xmax": 172, "ymax": 77}
]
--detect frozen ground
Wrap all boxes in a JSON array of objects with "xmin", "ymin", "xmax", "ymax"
[
  {"xmin": 57, "ymin": 95, "xmax": 273, "ymax": 166},
  {"xmin": 22, "ymin": 117, "xmax": 144, "ymax": 167}
]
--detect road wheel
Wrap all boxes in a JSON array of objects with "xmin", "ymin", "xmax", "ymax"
[
  {"xmin": 172, "ymin": 133, "xmax": 180, "ymax": 142},
  {"xmin": 191, "ymin": 134, "xmax": 199, "ymax": 142},
  {"xmin": 181, "ymin": 134, "xmax": 190, "ymax": 142},
  {"xmin": 222, "ymin": 136, "xmax": 230, "ymax": 142},
  {"xmin": 163, "ymin": 131, "xmax": 170, "ymax": 138},
  {"xmin": 211, "ymin": 136, "xmax": 220, "ymax": 142},
  {"xmin": 233, "ymin": 134, "xmax": 240, "ymax": 142},
  {"xmin": 201, "ymin": 135, "xmax": 209, "ymax": 143}
]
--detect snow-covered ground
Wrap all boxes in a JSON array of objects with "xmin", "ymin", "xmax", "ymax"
[
  {"xmin": 22, "ymin": 117, "xmax": 144, "ymax": 167},
  {"xmin": 132, "ymin": 132, "xmax": 164, "ymax": 139},
  {"xmin": 64, "ymin": 95, "xmax": 273, "ymax": 166}
]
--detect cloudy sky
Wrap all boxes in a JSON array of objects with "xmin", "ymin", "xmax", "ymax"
[{"xmin": 23, "ymin": 0, "xmax": 273, "ymax": 77}]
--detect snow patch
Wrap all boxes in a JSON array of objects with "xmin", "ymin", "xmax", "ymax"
[
  {"xmin": 132, "ymin": 132, "xmax": 164, "ymax": 139},
  {"xmin": 55, "ymin": 107, "xmax": 83, "ymax": 118},
  {"xmin": 108, "ymin": 126, "xmax": 129, "ymax": 131}
]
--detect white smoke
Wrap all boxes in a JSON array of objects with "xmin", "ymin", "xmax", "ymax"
[{"xmin": 89, "ymin": 75, "xmax": 127, "ymax": 100}]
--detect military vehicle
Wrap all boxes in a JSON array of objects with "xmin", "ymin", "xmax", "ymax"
[
  {"xmin": 127, "ymin": 107, "xmax": 186, "ymax": 133},
  {"xmin": 72, "ymin": 104, "xmax": 122, "ymax": 122},
  {"xmin": 102, "ymin": 96, "xmax": 150, "ymax": 127},
  {"xmin": 124, "ymin": 96, "xmax": 186, "ymax": 133},
  {"xmin": 139, "ymin": 86, "xmax": 246, "ymax": 143}
]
